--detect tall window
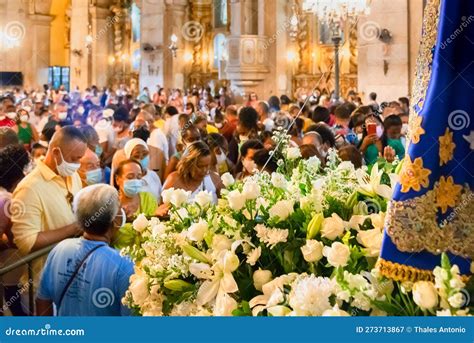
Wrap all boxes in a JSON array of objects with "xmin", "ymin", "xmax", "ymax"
[{"xmin": 214, "ymin": 0, "xmax": 228, "ymax": 28}]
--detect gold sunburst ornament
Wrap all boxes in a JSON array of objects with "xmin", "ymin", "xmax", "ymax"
[
  {"xmin": 399, "ymin": 156, "xmax": 432, "ymax": 193},
  {"xmin": 439, "ymin": 128, "xmax": 456, "ymax": 165},
  {"xmin": 435, "ymin": 176, "xmax": 462, "ymax": 214}
]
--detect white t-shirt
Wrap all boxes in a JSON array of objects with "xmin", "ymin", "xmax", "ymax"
[
  {"xmin": 94, "ymin": 119, "xmax": 115, "ymax": 145},
  {"xmin": 142, "ymin": 169, "xmax": 162, "ymax": 203}
]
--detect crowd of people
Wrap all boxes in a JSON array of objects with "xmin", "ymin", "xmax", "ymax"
[{"xmin": 0, "ymin": 83, "xmax": 410, "ymax": 316}]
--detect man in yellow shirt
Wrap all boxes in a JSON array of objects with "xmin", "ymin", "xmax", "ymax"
[{"xmin": 12, "ymin": 126, "xmax": 87, "ymax": 258}]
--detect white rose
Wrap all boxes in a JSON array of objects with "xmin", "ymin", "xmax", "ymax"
[
  {"xmin": 369, "ymin": 212, "xmax": 385, "ymax": 230},
  {"xmin": 242, "ymin": 180, "xmax": 261, "ymax": 200},
  {"xmin": 171, "ymin": 189, "xmax": 190, "ymax": 207},
  {"xmin": 194, "ymin": 190, "xmax": 213, "ymax": 207},
  {"xmin": 286, "ymin": 147, "xmax": 301, "ymax": 160},
  {"xmin": 253, "ymin": 269, "xmax": 273, "ymax": 291},
  {"xmin": 271, "ymin": 172, "xmax": 288, "ymax": 189},
  {"xmin": 221, "ymin": 172, "xmax": 235, "ymax": 188},
  {"xmin": 246, "ymin": 246, "xmax": 261, "ymax": 266},
  {"xmin": 227, "ymin": 190, "xmax": 246, "ymax": 211},
  {"xmin": 323, "ymin": 242, "xmax": 350, "ymax": 267},
  {"xmin": 268, "ymin": 200, "xmax": 294, "ymax": 221},
  {"xmin": 300, "ymin": 240, "xmax": 324, "ymax": 262},
  {"xmin": 161, "ymin": 187, "xmax": 174, "ymax": 204},
  {"xmin": 347, "ymin": 215, "xmax": 367, "ymax": 230},
  {"xmin": 129, "ymin": 275, "xmax": 149, "ymax": 306},
  {"xmin": 412, "ymin": 281, "xmax": 439, "ymax": 310},
  {"xmin": 267, "ymin": 305, "xmax": 291, "ymax": 316},
  {"xmin": 187, "ymin": 219, "xmax": 208, "ymax": 242},
  {"xmin": 356, "ymin": 228, "xmax": 382, "ymax": 257},
  {"xmin": 322, "ymin": 305, "xmax": 350, "ymax": 316},
  {"xmin": 132, "ymin": 213, "xmax": 149, "ymax": 233},
  {"xmin": 321, "ymin": 213, "xmax": 345, "ymax": 240},
  {"xmin": 212, "ymin": 234, "xmax": 232, "ymax": 252}
]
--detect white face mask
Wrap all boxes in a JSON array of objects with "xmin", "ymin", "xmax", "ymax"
[
  {"xmin": 216, "ymin": 152, "xmax": 227, "ymax": 164},
  {"xmin": 58, "ymin": 112, "xmax": 68, "ymax": 120},
  {"xmin": 0, "ymin": 115, "xmax": 6, "ymax": 120},
  {"xmin": 242, "ymin": 159, "xmax": 257, "ymax": 173},
  {"xmin": 7, "ymin": 112, "xmax": 17, "ymax": 119},
  {"xmin": 55, "ymin": 149, "xmax": 80, "ymax": 177},
  {"xmin": 215, "ymin": 122, "xmax": 223, "ymax": 129},
  {"xmin": 20, "ymin": 115, "xmax": 29, "ymax": 122},
  {"xmin": 357, "ymin": 133, "xmax": 363, "ymax": 141}
]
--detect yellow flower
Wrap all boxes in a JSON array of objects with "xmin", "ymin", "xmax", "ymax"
[
  {"xmin": 435, "ymin": 176, "xmax": 462, "ymax": 214},
  {"xmin": 399, "ymin": 156, "xmax": 432, "ymax": 193},
  {"xmin": 409, "ymin": 115, "xmax": 425, "ymax": 144},
  {"xmin": 439, "ymin": 128, "xmax": 456, "ymax": 165}
]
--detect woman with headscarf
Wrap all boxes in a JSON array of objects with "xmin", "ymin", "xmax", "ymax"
[{"xmin": 122, "ymin": 138, "xmax": 162, "ymax": 202}]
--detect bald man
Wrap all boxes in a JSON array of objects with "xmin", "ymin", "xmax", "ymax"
[
  {"xmin": 77, "ymin": 148, "xmax": 102, "ymax": 187},
  {"xmin": 12, "ymin": 126, "xmax": 87, "ymax": 259}
]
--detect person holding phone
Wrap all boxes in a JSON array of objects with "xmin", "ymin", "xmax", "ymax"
[{"xmin": 357, "ymin": 114, "xmax": 396, "ymax": 165}]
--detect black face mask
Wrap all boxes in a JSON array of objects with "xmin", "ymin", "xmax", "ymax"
[{"xmin": 133, "ymin": 126, "xmax": 150, "ymax": 141}]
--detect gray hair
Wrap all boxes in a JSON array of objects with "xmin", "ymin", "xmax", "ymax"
[{"xmin": 73, "ymin": 184, "xmax": 120, "ymax": 234}]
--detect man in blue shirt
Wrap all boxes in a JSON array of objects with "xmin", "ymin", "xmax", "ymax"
[{"xmin": 36, "ymin": 184, "xmax": 133, "ymax": 316}]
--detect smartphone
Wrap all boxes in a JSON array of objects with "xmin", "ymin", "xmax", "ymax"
[{"xmin": 367, "ymin": 122, "xmax": 377, "ymax": 135}]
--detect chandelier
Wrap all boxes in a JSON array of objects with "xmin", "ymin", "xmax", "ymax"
[{"xmin": 302, "ymin": 0, "xmax": 370, "ymax": 24}]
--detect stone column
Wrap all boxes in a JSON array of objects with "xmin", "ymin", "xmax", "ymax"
[
  {"xmin": 163, "ymin": 0, "xmax": 189, "ymax": 89},
  {"xmin": 139, "ymin": 0, "xmax": 166, "ymax": 90},
  {"xmin": 69, "ymin": 0, "xmax": 90, "ymax": 90},
  {"xmin": 357, "ymin": 0, "xmax": 421, "ymax": 102},
  {"xmin": 27, "ymin": 14, "xmax": 53, "ymax": 89},
  {"xmin": 226, "ymin": 0, "xmax": 269, "ymax": 97},
  {"xmin": 90, "ymin": 5, "xmax": 115, "ymax": 88}
]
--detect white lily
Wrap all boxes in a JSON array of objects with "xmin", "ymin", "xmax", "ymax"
[
  {"xmin": 355, "ymin": 164, "xmax": 394, "ymax": 199},
  {"xmin": 190, "ymin": 250, "xmax": 240, "ymax": 316}
]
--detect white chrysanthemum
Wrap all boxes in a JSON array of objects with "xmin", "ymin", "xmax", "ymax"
[
  {"xmin": 246, "ymin": 246, "xmax": 261, "ymax": 266},
  {"xmin": 254, "ymin": 224, "xmax": 289, "ymax": 249},
  {"xmin": 288, "ymin": 275, "xmax": 334, "ymax": 316}
]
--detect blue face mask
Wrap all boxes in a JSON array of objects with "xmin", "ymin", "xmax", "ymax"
[
  {"xmin": 95, "ymin": 145, "xmax": 103, "ymax": 157},
  {"xmin": 85, "ymin": 168, "xmax": 102, "ymax": 185},
  {"xmin": 140, "ymin": 155, "xmax": 150, "ymax": 170},
  {"xmin": 123, "ymin": 179, "xmax": 143, "ymax": 197}
]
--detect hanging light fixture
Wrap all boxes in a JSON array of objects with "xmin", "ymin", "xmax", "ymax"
[{"xmin": 302, "ymin": 0, "xmax": 370, "ymax": 24}]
